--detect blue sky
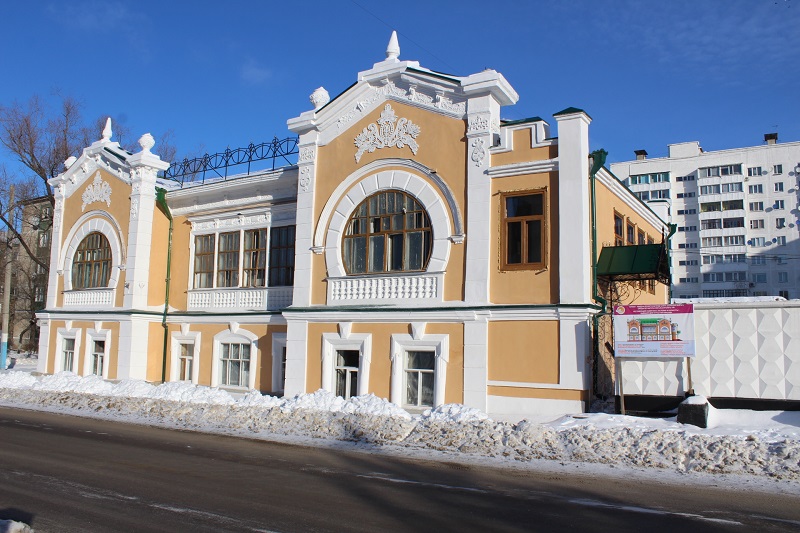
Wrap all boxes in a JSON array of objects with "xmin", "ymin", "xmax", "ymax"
[{"xmin": 1, "ymin": 0, "xmax": 798, "ymax": 174}]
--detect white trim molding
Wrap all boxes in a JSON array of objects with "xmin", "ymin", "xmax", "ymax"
[
  {"xmin": 61, "ymin": 211, "xmax": 125, "ymax": 297},
  {"xmin": 82, "ymin": 327, "xmax": 111, "ymax": 379},
  {"xmin": 211, "ymin": 327, "xmax": 259, "ymax": 390},
  {"xmin": 271, "ymin": 332, "xmax": 287, "ymax": 394},
  {"xmin": 55, "ymin": 326, "xmax": 82, "ymax": 373},
  {"xmin": 321, "ymin": 330, "xmax": 372, "ymax": 397},
  {"xmin": 390, "ymin": 333, "xmax": 449, "ymax": 408}
]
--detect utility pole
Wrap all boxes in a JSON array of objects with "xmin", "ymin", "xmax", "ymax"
[{"xmin": 1, "ymin": 184, "xmax": 14, "ymax": 370}]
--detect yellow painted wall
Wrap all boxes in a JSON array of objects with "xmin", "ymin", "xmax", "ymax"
[
  {"xmin": 312, "ymin": 101, "xmax": 467, "ymax": 305},
  {"xmin": 491, "ymin": 128, "xmax": 558, "ymax": 167},
  {"xmin": 306, "ymin": 323, "xmax": 337, "ymax": 391},
  {"xmin": 489, "ymin": 172, "xmax": 559, "ymax": 304},
  {"xmin": 147, "ymin": 204, "xmax": 171, "ymax": 307},
  {"xmin": 488, "ymin": 321, "xmax": 559, "ymax": 384},
  {"xmin": 168, "ymin": 215, "xmax": 192, "ymax": 310},
  {"xmin": 147, "ymin": 322, "xmax": 166, "ymax": 382},
  {"xmin": 487, "ymin": 385, "xmax": 586, "ymax": 401},
  {"xmin": 594, "ymin": 180, "xmax": 669, "ymax": 304},
  {"xmin": 47, "ymin": 320, "xmax": 121, "ymax": 379}
]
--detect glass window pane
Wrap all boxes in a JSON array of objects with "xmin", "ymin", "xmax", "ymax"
[
  {"xmin": 421, "ymin": 373, "xmax": 434, "ymax": 406},
  {"xmin": 389, "ymin": 234, "xmax": 404, "ymax": 271},
  {"xmin": 369, "ymin": 235, "xmax": 385, "ymax": 272},
  {"xmin": 406, "ymin": 372, "xmax": 418, "ymax": 405},
  {"xmin": 527, "ymin": 220, "xmax": 542, "ymax": 263},
  {"xmin": 506, "ymin": 222, "xmax": 522, "ymax": 264}
]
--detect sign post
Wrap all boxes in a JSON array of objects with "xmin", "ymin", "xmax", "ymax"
[{"xmin": 612, "ymin": 304, "xmax": 696, "ymax": 414}]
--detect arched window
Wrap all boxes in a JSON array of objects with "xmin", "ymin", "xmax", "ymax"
[
  {"xmin": 342, "ymin": 190, "xmax": 432, "ymax": 274},
  {"xmin": 71, "ymin": 232, "xmax": 112, "ymax": 289}
]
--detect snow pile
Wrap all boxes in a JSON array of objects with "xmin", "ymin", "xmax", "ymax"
[
  {"xmin": 0, "ymin": 519, "xmax": 34, "ymax": 533},
  {"xmin": 1, "ymin": 370, "xmax": 799, "ymax": 481}
]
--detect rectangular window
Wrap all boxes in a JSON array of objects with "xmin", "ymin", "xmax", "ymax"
[
  {"xmin": 776, "ymin": 236, "xmax": 786, "ymax": 245},
  {"xmin": 778, "ymin": 272, "xmax": 789, "ymax": 283},
  {"xmin": 750, "ymin": 219, "xmax": 764, "ymax": 229},
  {"xmin": 614, "ymin": 213, "xmax": 624, "ymax": 246},
  {"xmin": 751, "ymin": 237, "xmax": 766, "ymax": 247},
  {"xmin": 721, "ymin": 182, "xmax": 742, "ymax": 193},
  {"xmin": 678, "ymin": 226, "xmax": 697, "ymax": 232},
  {"xmin": 752, "ymin": 273, "xmax": 767, "ymax": 284},
  {"xmin": 679, "ymin": 277, "xmax": 699, "ymax": 283},
  {"xmin": 193, "ymin": 235, "xmax": 215, "ymax": 288},
  {"xmin": 779, "ymin": 290, "xmax": 789, "ymax": 299},
  {"xmin": 216, "ymin": 232, "xmax": 240, "ymax": 288},
  {"xmin": 677, "ymin": 192, "xmax": 696, "ymax": 199},
  {"xmin": 638, "ymin": 229, "xmax": 646, "ymax": 245},
  {"xmin": 777, "ymin": 255, "xmax": 788, "ymax": 265},
  {"xmin": 502, "ymin": 192, "xmax": 545, "ymax": 269},
  {"xmin": 748, "ymin": 184, "xmax": 763, "ymax": 194},
  {"xmin": 748, "ymin": 166, "xmax": 762, "ymax": 177},
  {"xmin": 774, "ymin": 182, "xmax": 784, "ymax": 192},
  {"xmin": 677, "ymin": 174, "xmax": 696, "ymax": 182},
  {"xmin": 774, "ymin": 164, "xmax": 783, "ymax": 175},
  {"xmin": 725, "ymin": 271, "xmax": 747, "ymax": 282},
  {"xmin": 679, "ymin": 260, "xmax": 699, "ymax": 266},
  {"xmin": 724, "ymin": 254, "xmax": 746, "ymax": 263},
  {"xmin": 179, "ymin": 343, "xmax": 194, "ymax": 381},
  {"xmin": 722, "ymin": 200, "xmax": 743, "ymax": 211},
  {"xmin": 626, "ymin": 221, "xmax": 635, "ymax": 245},
  {"xmin": 92, "ymin": 340, "xmax": 105, "ymax": 377},
  {"xmin": 405, "ymin": 351, "xmax": 435, "ymax": 407},
  {"xmin": 702, "ymin": 255, "xmax": 723, "ymax": 264},
  {"xmin": 335, "ymin": 350, "xmax": 360, "ymax": 399},
  {"xmin": 701, "ymin": 237, "xmax": 723, "ymax": 247},
  {"xmin": 220, "ymin": 342, "xmax": 250, "ymax": 387},
  {"xmin": 722, "ymin": 217, "xmax": 744, "ymax": 228},
  {"xmin": 677, "ymin": 209, "xmax": 697, "ymax": 215},
  {"xmin": 34, "ymin": 286, "xmax": 45, "ymax": 302},
  {"xmin": 701, "ymin": 202, "xmax": 721, "ymax": 213},
  {"xmin": 38, "ymin": 231, "xmax": 51, "ymax": 248},
  {"xmin": 751, "ymin": 255, "xmax": 766, "ymax": 265},
  {"xmin": 700, "ymin": 185, "xmax": 720, "ymax": 195},
  {"xmin": 774, "ymin": 200, "xmax": 785, "ymax": 210},
  {"xmin": 635, "ymin": 191, "xmax": 649, "ymax": 201},
  {"xmin": 749, "ymin": 202, "xmax": 764, "ymax": 212},
  {"xmin": 703, "ymin": 273, "xmax": 724, "ymax": 283},
  {"xmin": 651, "ymin": 189, "xmax": 670, "ymax": 199},
  {"xmin": 723, "ymin": 235, "xmax": 744, "ymax": 246},
  {"xmin": 63, "ymin": 338, "xmax": 75, "ymax": 372},
  {"xmin": 678, "ymin": 242, "xmax": 698, "ymax": 249},
  {"xmin": 776, "ymin": 218, "xmax": 786, "ymax": 229},
  {"xmin": 242, "ymin": 229, "xmax": 267, "ymax": 287},
  {"xmin": 268, "ymin": 225, "xmax": 296, "ymax": 286}
]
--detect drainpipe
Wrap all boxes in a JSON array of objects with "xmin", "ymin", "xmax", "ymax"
[
  {"xmin": 589, "ymin": 149, "xmax": 608, "ymax": 401},
  {"xmin": 155, "ymin": 187, "xmax": 173, "ymax": 383},
  {"xmin": 665, "ymin": 223, "xmax": 677, "ymax": 302}
]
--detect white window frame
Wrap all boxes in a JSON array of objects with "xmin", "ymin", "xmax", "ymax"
[
  {"xmin": 390, "ymin": 330, "xmax": 448, "ymax": 409},
  {"xmin": 83, "ymin": 327, "xmax": 111, "ymax": 379},
  {"xmin": 55, "ymin": 326, "xmax": 82, "ymax": 373},
  {"xmin": 271, "ymin": 332, "xmax": 287, "ymax": 394},
  {"xmin": 170, "ymin": 328, "xmax": 201, "ymax": 384},
  {"xmin": 321, "ymin": 327, "xmax": 371, "ymax": 398},
  {"xmin": 61, "ymin": 213, "xmax": 124, "ymax": 292},
  {"xmin": 211, "ymin": 326, "xmax": 259, "ymax": 390}
]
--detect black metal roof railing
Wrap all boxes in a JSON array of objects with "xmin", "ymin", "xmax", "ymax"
[{"xmin": 162, "ymin": 137, "xmax": 299, "ymax": 186}]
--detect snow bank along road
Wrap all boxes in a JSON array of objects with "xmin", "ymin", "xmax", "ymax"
[
  {"xmin": 3, "ymin": 407, "xmax": 800, "ymax": 533},
  {"xmin": 0, "ymin": 370, "xmax": 798, "ymax": 485}
]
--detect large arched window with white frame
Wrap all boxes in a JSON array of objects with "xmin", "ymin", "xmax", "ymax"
[
  {"xmin": 343, "ymin": 190, "xmax": 432, "ymax": 275},
  {"xmin": 71, "ymin": 232, "xmax": 112, "ymax": 289}
]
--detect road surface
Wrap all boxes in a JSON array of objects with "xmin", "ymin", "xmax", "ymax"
[{"xmin": 1, "ymin": 406, "xmax": 798, "ymax": 532}]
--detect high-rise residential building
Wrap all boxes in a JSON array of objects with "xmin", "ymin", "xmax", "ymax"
[{"xmin": 611, "ymin": 135, "xmax": 800, "ymax": 300}]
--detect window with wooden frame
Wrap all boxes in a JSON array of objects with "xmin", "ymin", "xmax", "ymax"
[
  {"xmin": 268, "ymin": 225, "xmax": 296, "ymax": 286},
  {"xmin": 216, "ymin": 231, "xmax": 240, "ymax": 288},
  {"xmin": 193, "ymin": 234, "xmax": 215, "ymax": 288},
  {"xmin": 637, "ymin": 229, "xmax": 646, "ymax": 245},
  {"xmin": 243, "ymin": 229, "xmax": 267, "ymax": 288},
  {"xmin": 71, "ymin": 232, "xmax": 112, "ymax": 289},
  {"xmin": 501, "ymin": 190, "xmax": 545, "ymax": 270},
  {"xmin": 614, "ymin": 212, "xmax": 624, "ymax": 246},
  {"xmin": 626, "ymin": 220, "xmax": 636, "ymax": 245},
  {"xmin": 343, "ymin": 190, "xmax": 432, "ymax": 275}
]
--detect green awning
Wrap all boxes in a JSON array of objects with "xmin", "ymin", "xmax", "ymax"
[{"xmin": 597, "ymin": 244, "xmax": 670, "ymax": 284}]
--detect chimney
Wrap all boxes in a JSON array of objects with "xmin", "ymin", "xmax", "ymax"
[
  {"xmin": 764, "ymin": 133, "xmax": 778, "ymax": 145},
  {"xmin": 634, "ymin": 149, "xmax": 648, "ymax": 161}
]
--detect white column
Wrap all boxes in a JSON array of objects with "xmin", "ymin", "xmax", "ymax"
[
  {"xmin": 36, "ymin": 318, "xmax": 50, "ymax": 373},
  {"xmin": 283, "ymin": 318, "xmax": 308, "ymax": 397},
  {"xmin": 117, "ymin": 318, "xmax": 150, "ymax": 380},
  {"xmin": 557, "ymin": 311, "xmax": 593, "ymax": 392},
  {"xmin": 462, "ymin": 316, "xmax": 489, "ymax": 411},
  {"xmin": 291, "ymin": 134, "xmax": 319, "ymax": 307},
  {"xmin": 554, "ymin": 110, "xmax": 592, "ymax": 304},
  {"xmin": 463, "ymin": 96, "xmax": 499, "ymax": 304}
]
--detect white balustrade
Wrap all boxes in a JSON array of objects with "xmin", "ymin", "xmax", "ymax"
[
  {"xmin": 63, "ymin": 289, "xmax": 115, "ymax": 307},
  {"xmin": 187, "ymin": 287, "xmax": 293, "ymax": 311},
  {"xmin": 328, "ymin": 273, "xmax": 441, "ymax": 303}
]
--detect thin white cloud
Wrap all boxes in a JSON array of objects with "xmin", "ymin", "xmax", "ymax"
[{"xmin": 240, "ymin": 58, "xmax": 272, "ymax": 85}]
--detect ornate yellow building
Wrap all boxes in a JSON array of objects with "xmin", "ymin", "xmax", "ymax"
[{"xmin": 36, "ymin": 34, "xmax": 669, "ymax": 420}]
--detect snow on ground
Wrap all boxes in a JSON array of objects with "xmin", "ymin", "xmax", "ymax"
[
  {"xmin": 0, "ymin": 520, "xmax": 34, "ymax": 533},
  {"xmin": 1, "ymin": 367, "xmax": 799, "ymax": 497}
]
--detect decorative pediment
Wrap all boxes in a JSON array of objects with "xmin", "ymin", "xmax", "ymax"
[
  {"xmin": 354, "ymin": 104, "xmax": 421, "ymax": 163},
  {"xmin": 81, "ymin": 171, "xmax": 113, "ymax": 211}
]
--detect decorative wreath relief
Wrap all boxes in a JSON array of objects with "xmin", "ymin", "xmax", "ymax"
[
  {"xmin": 81, "ymin": 171, "xmax": 112, "ymax": 211},
  {"xmin": 354, "ymin": 104, "xmax": 421, "ymax": 163}
]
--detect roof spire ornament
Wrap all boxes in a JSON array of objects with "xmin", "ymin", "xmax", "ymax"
[
  {"xmin": 102, "ymin": 117, "xmax": 112, "ymax": 142},
  {"xmin": 386, "ymin": 30, "xmax": 400, "ymax": 60}
]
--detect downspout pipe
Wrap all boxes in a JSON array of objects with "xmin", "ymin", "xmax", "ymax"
[
  {"xmin": 155, "ymin": 187, "xmax": 173, "ymax": 383},
  {"xmin": 589, "ymin": 149, "xmax": 608, "ymax": 403},
  {"xmin": 665, "ymin": 223, "xmax": 677, "ymax": 302}
]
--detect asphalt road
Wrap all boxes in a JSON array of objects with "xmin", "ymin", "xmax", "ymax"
[{"xmin": 1, "ymin": 406, "xmax": 799, "ymax": 533}]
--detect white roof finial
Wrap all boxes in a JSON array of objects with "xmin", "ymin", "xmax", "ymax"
[
  {"xmin": 386, "ymin": 30, "xmax": 400, "ymax": 60},
  {"xmin": 101, "ymin": 117, "xmax": 112, "ymax": 142}
]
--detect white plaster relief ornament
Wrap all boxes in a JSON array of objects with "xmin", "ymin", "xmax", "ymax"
[
  {"xmin": 470, "ymin": 138, "xmax": 486, "ymax": 167},
  {"xmin": 81, "ymin": 171, "xmax": 112, "ymax": 211},
  {"xmin": 354, "ymin": 104, "xmax": 420, "ymax": 163}
]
